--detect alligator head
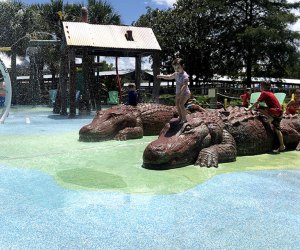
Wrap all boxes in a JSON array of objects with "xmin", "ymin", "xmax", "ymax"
[
  {"xmin": 143, "ymin": 112, "xmax": 222, "ymax": 169},
  {"xmin": 79, "ymin": 105, "xmax": 141, "ymax": 141}
]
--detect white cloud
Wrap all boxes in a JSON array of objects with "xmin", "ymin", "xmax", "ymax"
[
  {"xmin": 151, "ymin": 0, "xmax": 176, "ymax": 7},
  {"xmin": 287, "ymin": 0, "xmax": 300, "ymax": 31},
  {"xmin": 0, "ymin": 52, "xmax": 23, "ymax": 68}
]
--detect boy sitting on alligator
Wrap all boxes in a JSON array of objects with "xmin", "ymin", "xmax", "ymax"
[{"xmin": 246, "ymin": 81, "xmax": 285, "ymax": 153}]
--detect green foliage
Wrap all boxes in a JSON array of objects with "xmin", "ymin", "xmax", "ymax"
[
  {"xmin": 88, "ymin": 0, "xmax": 121, "ymax": 24},
  {"xmin": 135, "ymin": 0, "xmax": 300, "ymax": 81},
  {"xmin": 159, "ymin": 94, "xmax": 175, "ymax": 106},
  {"xmin": 227, "ymin": 99, "xmax": 241, "ymax": 107},
  {"xmin": 194, "ymin": 95, "xmax": 210, "ymax": 107}
]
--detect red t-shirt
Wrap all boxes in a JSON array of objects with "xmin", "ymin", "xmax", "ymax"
[
  {"xmin": 286, "ymin": 101, "xmax": 300, "ymax": 115},
  {"xmin": 257, "ymin": 91, "xmax": 282, "ymax": 117},
  {"xmin": 240, "ymin": 93, "xmax": 250, "ymax": 107}
]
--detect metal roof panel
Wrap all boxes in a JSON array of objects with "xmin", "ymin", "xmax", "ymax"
[{"xmin": 63, "ymin": 22, "xmax": 161, "ymax": 51}]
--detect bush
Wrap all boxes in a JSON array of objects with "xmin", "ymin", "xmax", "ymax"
[
  {"xmin": 194, "ymin": 95, "xmax": 210, "ymax": 107},
  {"xmin": 159, "ymin": 94, "xmax": 175, "ymax": 105}
]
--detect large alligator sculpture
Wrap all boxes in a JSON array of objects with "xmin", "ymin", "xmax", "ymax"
[
  {"xmin": 143, "ymin": 106, "xmax": 300, "ymax": 169},
  {"xmin": 79, "ymin": 104, "xmax": 177, "ymax": 141}
]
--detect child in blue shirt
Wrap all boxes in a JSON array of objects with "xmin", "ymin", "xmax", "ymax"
[{"xmin": 128, "ymin": 83, "xmax": 138, "ymax": 106}]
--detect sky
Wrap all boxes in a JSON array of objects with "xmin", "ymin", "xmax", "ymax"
[
  {"xmin": 0, "ymin": 0, "xmax": 177, "ymax": 69},
  {"xmin": 1, "ymin": 0, "xmax": 300, "ymax": 70},
  {"xmin": 24, "ymin": 0, "xmax": 176, "ymax": 25},
  {"xmin": 1, "ymin": 0, "xmax": 299, "ymax": 27}
]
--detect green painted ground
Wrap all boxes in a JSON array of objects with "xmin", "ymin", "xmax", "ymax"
[{"xmin": 1, "ymin": 129, "xmax": 299, "ymax": 194}]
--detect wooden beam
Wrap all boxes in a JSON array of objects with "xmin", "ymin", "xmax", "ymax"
[
  {"xmin": 135, "ymin": 55, "xmax": 142, "ymax": 90},
  {"xmin": 10, "ymin": 51, "xmax": 17, "ymax": 104},
  {"xmin": 69, "ymin": 49, "xmax": 76, "ymax": 117},
  {"xmin": 28, "ymin": 40, "xmax": 61, "ymax": 47},
  {"xmin": 152, "ymin": 52, "xmax": 161, "ymax": 102}
]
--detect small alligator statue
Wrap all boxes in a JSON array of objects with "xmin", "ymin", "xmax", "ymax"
[
  {"xmin": 79, "ymin": 104, "xmax": 177, "ymax": 141},
  {"xmin": 143, "ymin": 106, "xmax": 300, "ymax": 169}
]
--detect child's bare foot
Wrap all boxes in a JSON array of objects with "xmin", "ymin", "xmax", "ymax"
[{"xmin": 272, "ymin": 145, "xmax": 286, "ymax": 154}]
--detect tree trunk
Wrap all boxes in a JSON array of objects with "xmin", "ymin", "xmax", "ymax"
[{"xmin": 245, "ymin": 0, "xmax": 253, "ymax": 88}]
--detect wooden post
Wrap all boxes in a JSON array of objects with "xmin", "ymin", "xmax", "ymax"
[
  {"xmin": 80, "ymin": 49, "xmax": 91, "ymax": 115},
  {"xmin": 59, "ymin": 41, "xmax": 68, "ymax": 115},
  {"xmin": 152, "ymin": 52, "xmax": 161, "ymax": 102},
  {"xmin": 69, "ymin": 48, "xmax": 76, "ymax": 117},
  {"xmin": 135, "ymin": 55, "xmax": 141, "ymax": 90},
  {"xmin": 115, "ymin": 57, "xmax": 122, "ymax": 103},
  {"xmin": 10, "ymin": 51, "xmax": 17, "ymax": 105}
]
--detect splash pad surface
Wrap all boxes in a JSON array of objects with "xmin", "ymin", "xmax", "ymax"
[{"xmin": 0, "ymin": 106, "xmax": 299, "ymax": 249}]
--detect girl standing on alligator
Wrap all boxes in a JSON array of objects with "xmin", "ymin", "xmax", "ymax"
[{"xmin": 157, "ymin": 58, "xmax": 191, "ymax": 123}]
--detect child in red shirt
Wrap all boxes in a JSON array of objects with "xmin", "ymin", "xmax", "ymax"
[
  {"xmin": 246, "ymin": 81, "xmax": 285, "ymax": 153},
  {"xmin": 286, "ymin": 88, "xmax": 300, "ymax": 115},
  {"xmin": 240, "ymin": 88, "xmax": 251, "ymax": 107}
]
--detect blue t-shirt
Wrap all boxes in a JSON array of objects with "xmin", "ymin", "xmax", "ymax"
[{"xmin": 128, "ymin": 90, "xmax": 138, "ymax": 106}]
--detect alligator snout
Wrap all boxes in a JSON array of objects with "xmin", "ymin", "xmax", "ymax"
[{"xmin": 143, "ymin": 142, "xmax": 169, "ymax": 168}]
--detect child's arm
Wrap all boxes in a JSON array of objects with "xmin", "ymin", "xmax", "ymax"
[
  {"xmin": 157, "ymin": 72, "xmax": 176, "ymax": 80},
  {"xmin": 246, "ymin": 100, "xmax": 258, "ymax": 111},
  {"xmin": 286, "ymin": 100, "xmax": 294, "ymax": 108},
  {"xmin": 246, "ymin": 92, "xmax": 265, "ymax": 110}
]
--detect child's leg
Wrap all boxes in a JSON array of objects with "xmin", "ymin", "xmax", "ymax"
[
  {"xmin": 175, "ymin": 95, "xmax": 181, "ymax": 120},
  {"xmin": 272, "ymin": 117, "xmax": 285, "ymax": 152},
  {"xmin": 274, "ymin": 128, "xmax": 285, "ymax": 152},
  {"xmin": 179, "ymin": 94, "xmax": 190, "ymax": 122},
  {"xmin": 257, "ymin": 108, "xmax": 273, "ymax": 123}
]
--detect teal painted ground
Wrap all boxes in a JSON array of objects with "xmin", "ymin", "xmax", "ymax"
[
  {"xmin": 0, "ymin": 165, "xmax": 299, "ymax": 249},
  {"xmin": 1, "ymin": 106, "xmax": 299, "ymax": 194},
  {"xmin": 0, "ymin": 106, "xmax": 299, "ymax": 249}
]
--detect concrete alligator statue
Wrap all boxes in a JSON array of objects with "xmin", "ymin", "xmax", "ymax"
[
  {"xmin": 143, "ymin": 106, "xmax": 300, "ymax": 169},
  {"xmin": 79, "ymin": 104, "xmax": 177, "ymax": 141}
]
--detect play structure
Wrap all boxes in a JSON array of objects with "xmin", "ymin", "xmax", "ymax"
[
  {"xmin": 61, "ymin": 21, "xmax": 161, "ymax": 116},
  {"xmin": 0, "ymin": 58, "xmax": 12, "ymax": 124},
  {"xmin": 79, "ymin": 103, "xmax": 177, "ymax": 141},
  {"xmin": 78, "ymin": 103, "xmax": 300, "ymax": 169},
  {"xmin": 143, "ymin": 106, "xmax": 300, "ymax": 169}
]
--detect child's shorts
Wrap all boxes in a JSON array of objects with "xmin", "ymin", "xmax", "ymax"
[
  {"xmin": 271, "ymin": 117, "xmax": 282, "ymax": 130},
  {"xmin": 259, "ymin": 107, "xmax": 283, "ymax": 130},
  {"xmin": 269, "ymin": 108, "xmax": 283, "ymax": 118},
  {"xmin": 269, "ymin": 108, "xmax": 283, "ymax": 130}
]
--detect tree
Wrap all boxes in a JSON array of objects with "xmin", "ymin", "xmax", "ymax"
[
  {"xmin": 87, "ymin": 0, "xmax": 121, "ymax": 24},
  {"xmin": 135, "ymin": 0, "xmax": 300, "ymax": 85},
  {"xmin": 221, "ymin": 0, "xmax": 300, "ymax": 85}
]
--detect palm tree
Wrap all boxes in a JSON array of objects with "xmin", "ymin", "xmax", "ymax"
[{"xmin": 87, "ymin": 0, "xmax": 121, "ymax": 25}]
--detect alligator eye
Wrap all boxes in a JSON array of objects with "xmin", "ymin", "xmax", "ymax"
[
  {"xmin": 183, "ymin": 124, "xmax": 192, "ymax": 132},
  {"xmin": 109, "ymin": 113, "xmax": 120, "ymax": 118}
]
